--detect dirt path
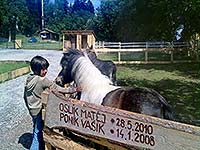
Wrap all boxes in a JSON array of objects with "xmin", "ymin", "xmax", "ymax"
[{"xmin": 0, "ymin": 49, "xmax": 63, "ymax": 149}]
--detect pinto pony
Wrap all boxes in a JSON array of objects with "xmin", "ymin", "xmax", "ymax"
[{"xmin": 55, "ymin": 49, "xmax": 174, "ymax": 120}]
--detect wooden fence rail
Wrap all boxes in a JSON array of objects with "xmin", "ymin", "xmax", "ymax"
[
  {"xmin": 95, "ymin": 41, "xmax": 191, "ymax": 49},
  {"xmin": 94, "ymin": 41, "xmax": 198, "ymax": 64}
]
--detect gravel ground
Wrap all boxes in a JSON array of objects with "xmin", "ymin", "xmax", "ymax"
[{"xmin": 0, "ymin": 49, "xmax": 63, "ymax": 150}]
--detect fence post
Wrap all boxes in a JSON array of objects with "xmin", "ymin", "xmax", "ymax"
[
  {"xmin": 195, "ymin": 39, "xmax": 199, "ymax": 61},
  {"xmin": 170, "ymin": 42, "xmax": 174, "ymax": 62},
  {"xmin": 119, "ymin": 42, "xmax": 121, "ymax": 49},
  {"xmin": 102, "ymin": 41, "xmax": 104, "ymax": 49},
  {"xmin": 99, "ymin": 41, "xmax": 101, "ymax": 49},
  {"xmin": 170, "ymin": 49, "xmax": 174, "ymax": 62},
  {"xmin": 196, "ymin": 50, "xmax": 199, "ymax": 61},
  {"xmin": 145, "ymin": 51, "xmax": 148, "ymax": 62},
  {"xmin": 117, "ymin": 42, "xmax": 121, "ymax": 63},
  {"xmin": 62, "ymin": 33, "xmax": 65, "ymax": 51},
  {"xmin": 118, "ymin": 51, "xmax": 121, "ymax": 63},
  {"xmin": 145, "ymin": 42, "xmax": 148, "ymax": 62},
  {"xmin": 146, "ymin": 42, "xmax": 148, "ymax": 49}
]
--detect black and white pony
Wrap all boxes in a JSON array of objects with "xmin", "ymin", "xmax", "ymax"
[
  {"xmin": 85, "ymin": 49, "xmax": 117, "ymax": 85},
  {"xmin": 55, "ymin": 49, "xmax": 174, "ymax": 120}
]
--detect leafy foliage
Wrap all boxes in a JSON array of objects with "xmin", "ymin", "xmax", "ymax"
[
  {"xmin": 95, "ymin": 0, "xmax": 200, "ymax": 41},
  {"xmin": 0, "ymin": 0, "xmax": 34, "ymax": 38},
  {"xmin": 0, "ymin": 0, "xmax": 199, "ymax": 42},
  {"xmin": 93, "ymin": 0, "xmax": 124, "ymax": 41},
  {"xmin": 44, "ymin": 0, "xmax": 95, "ymax": 34}
]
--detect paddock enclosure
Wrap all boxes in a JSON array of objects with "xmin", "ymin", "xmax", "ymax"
[
  {"xmin": 94, "ymin": 41, "xmax": 197, "ymax": 64},
  {"xmin": 42, "ymin": 90, "xmax": 200, "ymax": 150}
]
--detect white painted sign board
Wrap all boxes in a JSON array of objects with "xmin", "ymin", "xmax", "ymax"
[{"xmin": 45, "ymin": 92, "xmax": 200, "ymax": 150}]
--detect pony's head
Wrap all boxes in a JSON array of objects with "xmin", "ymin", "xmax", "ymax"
[{"xmin": 55, "ymin": 49, "xmax": 83, "ymax": 86}]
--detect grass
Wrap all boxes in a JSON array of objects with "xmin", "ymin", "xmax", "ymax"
[
  {"xmin": 0, "ymin": 34, "xmax": 62, "ymax": 50},
  {"xmin": 0, "ymin": 61, "xmax": 29, "ymax": 74},
  {"xmin": 116, "ymin": 63, "xmax": 200, "ymax": 126}
]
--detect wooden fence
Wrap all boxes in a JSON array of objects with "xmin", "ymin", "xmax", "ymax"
[
  {"xmin": 95, "ymin": 41, "xmax": 190, "ymax": 49},
  {"xmin": 0, "ymin": 61, "xmax": 30, "ymax": 83},
  {"xmin": 94, "ymin": 41, "xmax": 198, "ymax": 64}
]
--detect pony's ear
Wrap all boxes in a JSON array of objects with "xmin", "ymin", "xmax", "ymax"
[
  {"xmin": 63, "ymin": 49, "xmax": 84, "ymax": 60},
  {"xmin": 60, "ymin": 56, "xmax": 69, "ymax": 67},
  {"xmin": 63, "ymin": 52, "xmax": 71, "ymax": 59},
  {"xmin": 85, "ymin": 49, "xmax": 90, "ymax": 53}
]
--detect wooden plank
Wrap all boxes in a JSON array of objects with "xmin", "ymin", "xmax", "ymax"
[
  {"xmin": 70, "ymin": 132, "xmax": 131, "ymax": 150},
  {"xmin": 95, "ymin": 48, "xmax": 187, "ymax": 53},
  {"xmin": 45, "ymin": 92, "xmax": 200, "ymax": 150},
  {"xmin": 0, "ymin": 66, "xmax": 30, "ymax": 83},
  {"xmin": 113, "ymin": 60, "xmax": 197, "ymax": 65},
  {"xmin": 95, "ymin": 48, "xmax": 147, "ymax": 52},
  {"xmin": 44, "ymin": 127, "xmax": 94, "ymax": 150},
  {"xmin": 50, "ymin": 128, "xmax": 132, "ymax": 150}
]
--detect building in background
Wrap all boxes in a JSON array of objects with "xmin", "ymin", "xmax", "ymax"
[
  {"xmin": 40, "ymin": 28, "xmax": 59, "ymax": 41},
  {"xmin": 62, "ymin": 30, "xmax": 96, "ymax": 51}
]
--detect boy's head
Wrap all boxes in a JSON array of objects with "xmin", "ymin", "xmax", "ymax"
[{"xmin": 30, "ymin": 56, "xmax": 49, "ymax": 76}]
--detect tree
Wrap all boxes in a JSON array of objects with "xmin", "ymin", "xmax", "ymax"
[
  {"xmin": 113, "ymin": 0, "xmax": 136, "ymax": 41},
  {"xmin": 86, "ymin": 0, "xmax": 95, "ymax": 13},
  {"xmin": 0, "ymin": 0, "xmax": 9, "ymax": 37},
  {"xmin": 26, "ymin": 0, "xmax": 42, "ymax": 31},
  {"xmin": 94, "ymin": 0, "xmax": 122, "ymax": 41},
  {"xmin": 44, "ymin": 0, "xmax": 95, "ymax": 33},
  {"xmin": 95, "ymin": 0, "xmax": 200, "ymax": 41},
  {"xmin": 72, "ymin": 0, "xmax": 94, "ymax": 13},
  {"xmin": 44, "ymin": 0, "xmax": 72, "ymax": 32},
  {"xmin": 0, "ymin": 0, "xmax": 34, "ymax": 39},
  {"xmin": 64, "ymin": 0, "xmax": 71, "ymax": 13}
]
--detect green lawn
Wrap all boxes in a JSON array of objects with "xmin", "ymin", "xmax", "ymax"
[
  {"xmin": 0, "ymin": 61, "xmax": 29, "ymax": 74},
  {"xmin": 0, "ymin": 34, "xmax": 62, "ymax": 50},
  {"xmin": 116, "ymin": 63, "xmax": 200, "ymax": 126}
]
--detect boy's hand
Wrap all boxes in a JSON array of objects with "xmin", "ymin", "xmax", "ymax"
[{"xmin": 76, "ymin": 86, "xmax": 82, "ymax": 92}]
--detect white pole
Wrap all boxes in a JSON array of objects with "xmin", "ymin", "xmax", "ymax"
[{"xmin": 41, "ymin": 0, "xmax": 44, "ymax": 29}]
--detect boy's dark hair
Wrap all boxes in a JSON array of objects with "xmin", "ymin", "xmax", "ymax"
[{"xmin": 30, "ymin": 56, "xmax": 49, "ymax": 75}]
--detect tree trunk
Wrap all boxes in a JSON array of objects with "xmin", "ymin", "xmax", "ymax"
[{"xmin": 8, "ymin": 30, "xmax": 11, "ymax": 42}]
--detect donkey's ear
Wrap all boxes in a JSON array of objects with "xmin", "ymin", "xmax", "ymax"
[
  {"xmin": 63, "ymin": 52, "xmax": 71, "ymax": 58},
  {"xmin": 60, "ymin": 56, "xmax": 68, "ymax": 66}
]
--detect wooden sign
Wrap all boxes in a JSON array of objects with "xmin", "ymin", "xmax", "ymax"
[{"xmin": 45, "ymin": 92, "xmax": 200, "ymax": 150}]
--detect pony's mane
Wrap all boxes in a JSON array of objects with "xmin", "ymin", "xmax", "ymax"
[
  {"xmin": 60, "ymin": 49, "xmax": 84, "ymax": 69},
  {"xmin": 71, "ymin": 50, "xmax": 119, "ymax": 104},
  {"xmin": 64, "ymin": 49, "xmax": 84, "ymax": 55}
]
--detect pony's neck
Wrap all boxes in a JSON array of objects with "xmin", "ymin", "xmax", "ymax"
[{"xmin": 72, "ymin": 57, "xmax": 119, "ymax": 105}]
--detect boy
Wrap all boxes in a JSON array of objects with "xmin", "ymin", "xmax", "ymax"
[{"xmin": 24, "ymin": 55, "xmax": 79, "ymax": 150}]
